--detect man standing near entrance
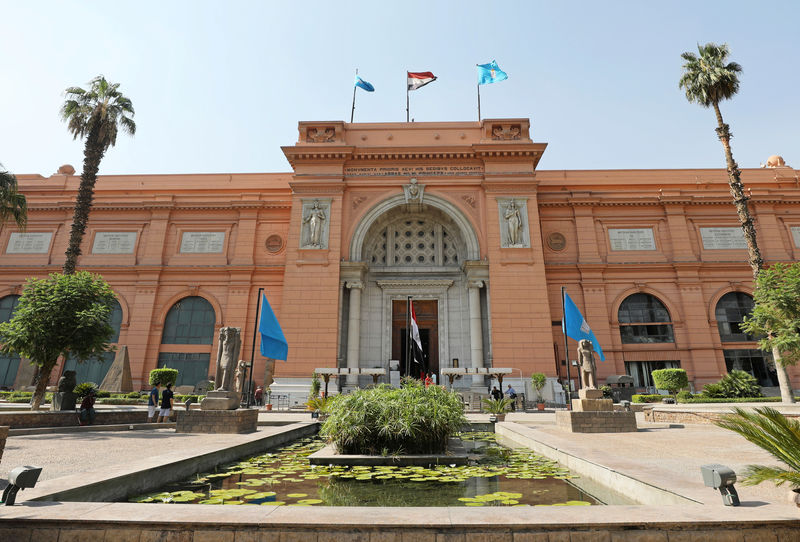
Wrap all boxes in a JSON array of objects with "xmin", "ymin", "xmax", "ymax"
[
  {"xmin": 158, "ymin": 383, "xmax": 174, "ymax": 423},
  {"xmin": 148, "ymin": 382, "xmax": 161, "ymax": 422}
]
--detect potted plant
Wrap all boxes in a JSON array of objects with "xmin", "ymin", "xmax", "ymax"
[
  {"xmin": 306, "ymin": 395, "xmax": 332, "ymax": 421},
  {"xmin": 530, "ymin": 372, "xmax": 547, "ymax": 411},
  {"xmin": 265, "ymin": 387, "xmax": 272, "ymax": 411},
  {"xmin": 481, "ymin": 396, "xmax": 513, "ymax": 422}
]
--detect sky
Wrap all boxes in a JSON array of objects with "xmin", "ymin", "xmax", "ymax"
[{"xmin": 1, "ymin": 0, "xmax": 798, "ymax": 176}]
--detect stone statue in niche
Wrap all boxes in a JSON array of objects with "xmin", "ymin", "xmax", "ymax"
[
  {"xmin": 214, "ymin": 327, "xmax": 242, "ymax": 391},
  {"xmin": 303, "ymin": 200, "xmax": 326, "ymax": 247},
  {"xmin": 234, "ymin": 359, "xmax": 248, "ymax": 392},
  {"xmin": 504, "ymin": 200, "xmax": 523, "ymax": 246},
  {"xmin": 577, "ymin": 339, "xmax": 598, "ymax": 390}
]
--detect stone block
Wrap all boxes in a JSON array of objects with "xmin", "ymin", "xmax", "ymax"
[
  {"xmin": 571, "ymin": 398, "xmax": 613, "ymax": 412},
  {"xmin": 201, "ymin": 390, "xmax": 242, "ymax": 410},
  {"xmin": 579, "ymin": 388, "xmax": 604, "ymax": 399},
  {"xmin": 176, "ymin": 408, "xmax": 258, "ymax": 433},
  {"xmin": 556, "ymin": 410, "xmax": 638, "ymax": 433}
]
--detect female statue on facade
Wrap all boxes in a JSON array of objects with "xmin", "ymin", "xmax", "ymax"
[
  {"xmin": 304, "ymin": 200, "xmax": 326, "ymax": 247},
  {"xmin": 504, "ymin": 200, "xmax": 522, "ymax": 245}
]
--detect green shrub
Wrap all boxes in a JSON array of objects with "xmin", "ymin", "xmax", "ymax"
[
  {"xmin": 73, "ymin": 382, "xmax": 98, "ymax": 398},
  {"xmin": 149, "ymin": 368, "xmax": 178, "ymax": 387},
  {"xmin": 599, "ymin": 385, "xmax": 613, "ymax": 399},
  {"xmin": 97, "ymin": 398, "xmax": 142, "ymax": 405},
  {"xmin": 632, "ymin": 394, "xmax": 665, "ymax": 403},
  {"xmin": 321, "ymin": 380, "xmax": 466, "ymax": 455},
  {"xmin": 702, "ymin": 370, "xmax": 762, "ymax": 399},
  {"xmin": 682, "ymin": 396, "xmax": 786, "ymax": 404},
  {"xmin": 530, "ymin": 373, "xmax": 547, "ymax": 402},
  {"xmin": 481, "ymin": 397, "xmax": 513, "ymax": 414},
  {"xmin": 96, "ymin": 389, "xmax": 111, "ymax": 398},
  {"xmin": 126, "ymin": 391, "xmax": 142, "ymax": 399},
  {"xmin": 676, "ymin": 390, "xmax": 693, "ymax": 401},
  {"xmin": 651, "ymin": 369, "xmax": 689, "ymax": 401},
  {"xmin": 175, "ymin": 394, "xmax": 200, "ymax": 404}
]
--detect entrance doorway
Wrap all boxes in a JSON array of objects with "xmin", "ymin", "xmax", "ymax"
[{"xmin": 392, "ymin": 300, "xmax": 439, "ymax": 379}]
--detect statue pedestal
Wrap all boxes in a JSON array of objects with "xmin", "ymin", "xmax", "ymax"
[
  {"xmin": 176, "ymin": 409, "xmax": 258, "ymax": 434},
  {"xmin": 556, "ymin": 387, "xmax": 637, "ymax": 433},
  {"xmin": 200, "ymin": 390, "xmax": 241, "ymax": 411},
  {"xmin": 52, "ymin": 392, "xmax": 77, "ymax": 411}
]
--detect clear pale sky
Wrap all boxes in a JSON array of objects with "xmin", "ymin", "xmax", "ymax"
[{"xmin": 1, "ymin": 0, "xmax": 798, "ymax": 176}]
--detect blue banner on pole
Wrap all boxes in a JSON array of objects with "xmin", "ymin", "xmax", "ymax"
[
  {"xmin": 259, "ymin": 294, "xmax": 288, "ymax": 361},
  {"xmin": 562, "ymin": 291, "xmax": 605, "ymax": 361}
]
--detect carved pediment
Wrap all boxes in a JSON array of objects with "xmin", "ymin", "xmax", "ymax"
[
  {"xmin": 306, "ymin": 127, "xmax": 337, "ymax": 143},
  {"xmin": 491, "ymin": 123, "xmax": 522, "ymax": 141}
]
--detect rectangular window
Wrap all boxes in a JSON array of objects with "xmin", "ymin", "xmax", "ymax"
[
  {"xmin": 624, "ymin": 360, "xmax": 680, "ymax": 390},
  {"xmin": 620, "ymin": 324, "xmax": 674, "ymax": 344},
  {"xmin": 157, "ymin": 353, "xmax": 211, "ymax": 387},
  {"xmin": 723, "ymin": 349, "xmax": 778, "ymax": 387}
]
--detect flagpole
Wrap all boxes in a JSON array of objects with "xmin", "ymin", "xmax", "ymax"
[
  {"xmin": 350, "ymin": 69, "xmax": 358, "ymax": 123},
  {"xmin": 247, "ymin": 286, "xmax": 264, "ymax": 408},
  {"xmin": 477, "ymin": 83, "xmax": 481, "ymax": 121},
  {"xmin": 561, "ymin": 286, "xmax": 572, "ymax": 409},
  {"xmin": 405, "ymin": 296, "xmax": 412, "ymax": 379},
  {"xmin": 406, "ymin": 85, "xmax": 410, "ymax": 122}
]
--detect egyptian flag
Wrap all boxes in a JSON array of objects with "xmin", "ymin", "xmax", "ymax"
[
  {"xmin": 407, "ymin": 71, "xmax": 437, "ymax": 91},
  {"xmin": 410, "ymin": 302, "xmax": 424, "ymax": 370}
]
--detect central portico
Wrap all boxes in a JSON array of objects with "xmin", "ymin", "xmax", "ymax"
[{"xmin": 272, "ymin": 119, "xmax": 554, "ymax": 397}]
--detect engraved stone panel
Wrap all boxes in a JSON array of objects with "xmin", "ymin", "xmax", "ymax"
[
  {"xmin": 6, "ymin": 232, "xmax": 52, "ymax": 254},
  {"xmin": 700, "ymin": 227, "xmax": 747, "ymax": 250},
  {"xmin": 792, "ymin": 227, "xmax": 800, "ymax": 248},
  {"xmin": 179, "ymin": 232, "xmax": 225, "ymax": 253},
  {"xmin": 92, "ymin": 232, "xmax": 137, "ymax": 254},
  {"xmin": 608, "ymin": 228, "xmax": 656, "ymax": 251}
]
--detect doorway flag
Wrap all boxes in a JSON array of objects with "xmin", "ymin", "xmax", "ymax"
[{"xmin": 259, "ymin": 294, "xmax": 288, "ymax": 361}]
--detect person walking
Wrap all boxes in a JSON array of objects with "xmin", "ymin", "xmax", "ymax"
[
  {"xmin": 158, "ymin": 383, "xmax": 174, "ymax": 423},
  {"xmin": 505, "ymin": 384, "xmax": 517, "ymax": 411},
  {"xmin": 490, "ymin": 386, "xmax": 502, "ymax": 401},
  {"xmin": 147, "ymin": 382, "xmax": 161, "ymax": 422}
]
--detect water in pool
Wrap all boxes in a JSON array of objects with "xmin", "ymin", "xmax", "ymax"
[{"xmin": 131, "ymin": 432, "xmax": 601, "ymax": 507}]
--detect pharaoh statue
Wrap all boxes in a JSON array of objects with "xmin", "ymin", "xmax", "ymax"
[
  {"xmin": 504, "ymin": 200, "xmax": 523, "ymax": 245},
  {"xmin": 577, "ymin": 339, "xmax": 598, "ymax": 390},
  {"xmin": 234, "ymin": 359, "xmax": 247, "ymax": 393},
  {"xmin": 58, "ymin": 370, "xmax": 77, "ymax": 392},
  {"xmin": 303, "ymin": 200, "xmax": 326, "ymax": 247},
  {"xmin": 214, "ymin": 327, "xmax": 242, "ymax": 391}
]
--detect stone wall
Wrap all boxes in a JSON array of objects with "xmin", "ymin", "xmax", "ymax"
[
  {"xmin": 0, "ymin": 410, "xmax": 147, "ymax": 429},
  {"xmin": 176, "ymin": 409, "xmax": 258, "ymax": 433},
  {"xmin": 645, "ymin": 409, "xmax": 800, "ymax": 425},
  {"xmin": 555, "ymin": 410, "xmax": 638, "ymax": 433}
]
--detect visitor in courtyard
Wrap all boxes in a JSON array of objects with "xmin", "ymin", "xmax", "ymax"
[
  {"xmin": 491, "ymin": 386, "xmax": 502, "ymax": 401},
  {"xmin": 147, "ymin": 382, "xmax": 161, "ymax": 422},
  {"xmin": 506, "ymin": 384, "xmax": 517, "ymax": 411},
  {"xmin": 254, "ymin": 386, "xmax": 263, "ymax": 406},
  {"xmin": 158, "ymin": 383, "xmax": 174, "ymax": 423},
  {"xmin": 79, "ymin": 390, "xmax": 96, "ymax": 426}
]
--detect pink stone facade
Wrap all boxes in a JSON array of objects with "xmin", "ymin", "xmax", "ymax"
[{"xmin": 1, "ymin": 119, "xmax": 798, "ymax": 394}]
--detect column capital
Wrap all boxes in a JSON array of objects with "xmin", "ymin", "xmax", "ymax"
[
  {"xmin": 346, "ymin": 280, "xmax": 364, "ymax": 290},
  {"xmin": 468, "ymin": 280, "xmax": 484, "ymax": 289}
]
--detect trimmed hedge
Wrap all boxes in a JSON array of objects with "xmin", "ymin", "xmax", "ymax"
[
  {"xmin": 632, "ymin": 394, "xmax": 666, "ymax": 403},
  {"xmin": 149, "ymin": 368, "xmax": 178, "ymax": 386},
  {"xmin": 678, "ymin": 396, "xmax": 793, "ymax": 404}
]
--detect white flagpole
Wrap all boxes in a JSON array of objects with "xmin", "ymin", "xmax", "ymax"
[{"xmin": 350, "ymin": 69, "xmax": 358, "ymax": 123}]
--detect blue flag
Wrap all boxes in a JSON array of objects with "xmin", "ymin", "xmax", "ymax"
[
  {"xmin": 259, "ymin": 294, "xmax": 288, "ymax": 361},
  {"xmin": 562, "ymin": 291, "xmax": 605, "ymax": 361},
  {"xmin": 477, "ymin": 60, "xmax": 508, "ymax": 85},
  {"xmin": 355, "ymin": 75, "xmax": 375, "ymax": 92}
]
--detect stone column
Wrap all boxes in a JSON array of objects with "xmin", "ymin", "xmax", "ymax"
[
  {"xmin": 345, "ymin": 281, "xmax": 364, "ymax": 388},
  {"xmin": 468, "ymin": 280, "xmax": 485, "ymax": 389}
]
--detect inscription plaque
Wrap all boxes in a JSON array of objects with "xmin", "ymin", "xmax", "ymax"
[
  {"xmin": 92, "ymin": 232, "xmax": 137, "ymax": 254},
  {"xmin": 6, "ymin": 232, "xmax": 52, "ymax": 254},
  {"xmin": 700, "ymin": 227, "xmax": 747, "ymax": 250},
  {"xmin": 180, "ymin": 232, "xmax": 225, "ymax": 253},
  {"xmin": 608, "ymin": 228, "xmax": 656, "ymax": 251}
]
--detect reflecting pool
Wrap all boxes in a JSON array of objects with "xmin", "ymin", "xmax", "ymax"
[{"xmin": 131, "ymin": 432, "xmax": 601, "ymax": 507}]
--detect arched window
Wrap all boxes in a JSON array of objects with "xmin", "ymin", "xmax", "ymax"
[
  {"xmin": 715, "ymin": 292, "xmax": 754, "ymax": 342},
  {"xmin": 159, "ymin": 296, "xmax": 216, "ymax": 387},
  {"xmin": 161, "ymin": 297, "xmax": 215, "ymax": 344},
  {"xmin": 618, "ymin": 293, "xmax": 674, "ymax": 344},
  {"xmin": 64, "ymin": 298, "xmax": 124, "ymax": 386},
  {"xmin": 0, "ymin": 295, "xmax": 21, "ymax": 388}
]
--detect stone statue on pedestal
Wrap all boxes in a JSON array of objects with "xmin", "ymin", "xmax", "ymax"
[
  {"xmin": 52, "ymin": 370, "xmax": 77, "ymax": 411},
  {"xmin": 234, "ymin": 359, "xmax": 247, "ymax": 392},
  {"xmin": 214, "ymin": 327, "xmax": 242, "ymax": 392},
  {"xmin": 577, "ymin": 339, "xmax": 598, "ymax": 390}
]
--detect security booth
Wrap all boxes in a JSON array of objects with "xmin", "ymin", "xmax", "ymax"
[{"xmin": 605, "ymin": 375, "xmax": 635, "ymax": 403}]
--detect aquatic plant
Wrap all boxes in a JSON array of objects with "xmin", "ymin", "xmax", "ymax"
[{"xmin": 321, "ymin": 380, "xmax": 466, "ymax": 455}]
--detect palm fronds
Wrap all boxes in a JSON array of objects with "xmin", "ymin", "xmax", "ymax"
[
  {"xmin": 716, "ymin": 407, "xmax": 800, "ymax": 487},
  {"xmin": 0, "ymin": 165, "xmax": 27, "ymax": 229}
]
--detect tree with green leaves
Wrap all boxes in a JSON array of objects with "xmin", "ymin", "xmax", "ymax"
[
  {"xmin": 716, "ymin": 407, "xmax": 800, "ymax": 489},
  {"xmin": 0, "ymin": 164, "xmax": 27, "ymax": 229},
  {"xmin": 0, "ymin": 272, "xmax": 116, "ymax": 410},
  {"xmin": 651, "ymin": 368, "xmax": 688, "ymax": 403},
  {"xmin": 61, "ymin": 76, "xmax": 135, "ymax": 275},
  {"xmin": 741, "ymin": 263, "xmax": 800, "ymax": 403},
  {"xmin": 679, "ymin": 43, "xmax": 762, "ymax": 279}
]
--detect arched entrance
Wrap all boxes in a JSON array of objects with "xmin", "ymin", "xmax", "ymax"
[{"xmin": 341, "ymin": 193, "xmax": 488, "ymax": 389}]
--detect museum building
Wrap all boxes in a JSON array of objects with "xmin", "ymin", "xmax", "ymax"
[{"xmin": 0, "ymin": 118, "xmax": 797, "ymax": 399}]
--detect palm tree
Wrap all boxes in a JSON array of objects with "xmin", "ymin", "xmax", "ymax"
[
  {"xmin": 716, "ymin": 407, "xmax": 800, "ymax": 489},
  {"xmin": 679, "ymin": 43, "xmax": 763, "ymax": 279},
  {"xmin": 679, "ymin": 44, "xmax": 795, "ymax": 402},
  {"xmin": 60, "ymin": 76, "xmax": 135, "ymax": 274},
  {"xmin": 0, "ymin": 165, "xmax": 27, "ymax": 229}
]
